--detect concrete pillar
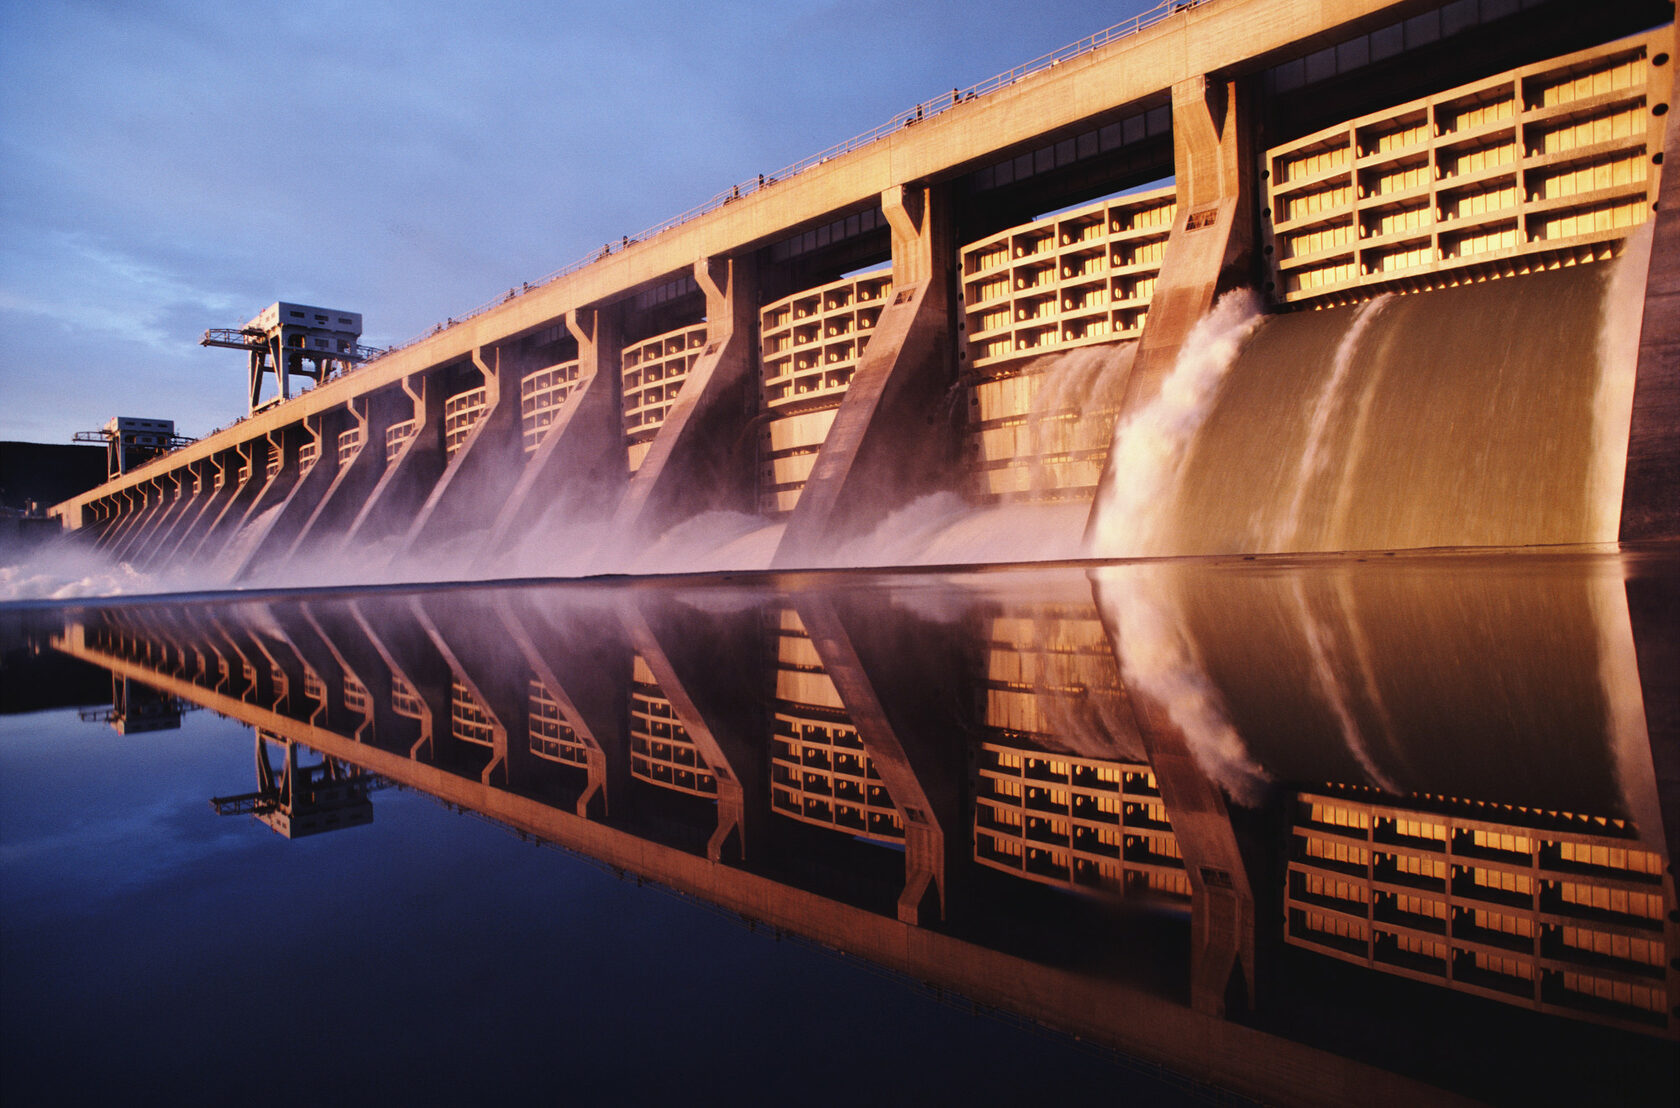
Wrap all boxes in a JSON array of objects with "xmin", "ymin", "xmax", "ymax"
[
  {"xmin": 411, "ymin": 596, "xmax": 512, "ymax": 787},
  {"xmin": 302, "ymin": 600, "xmax": 424, "ymax": 756},
  {"xmin": 258, "ymin": 601, "xmax": 372, "ymax": 740},
  {"xmin": 103, "ymin": 476, "xmax": 153, "ymax": 560},
  {"xmin": 189, "ymin": 438, "xmax": 268, "ymax": 563},
  {"xmin": 402, "ymin": 345, "xmax": 527, "ymax": 557},
  {"xmin": 1619, "ymin": 57, "xmax": 1679, "ymax": 542},
  {"xmin": 773, "ymin": 183, "xmax": 957, "ymax": 567},
  {"xmin": 342, "ymin": 371, "xmax": 447, "ymax": 551},
  {"xmin": 793, "ymin": 591, "xmax": 967, "ymax": 925},
  {"xmin": 349, "ymin": 597, "xmax": 450, "ymax": 762},
  {"xmin": 105, "ymin": 477, "xmax": 167, "ymax": 561},
  {"xmin": 1084, "ymin": 74, "xmax": 1256, "ymax": 543},
  {"xmin": 488, "ymin": 305, "xmax": 628, "ymax": 551},
  {"xmin": 232, "ymin": 411, "xmax": 347, "ymax": 580},
  {"xmin": 496, "ymin": 593, "xmax": 632, "ymax": 820},
  {"xmin": 618, "ymin": 595, "xmax": 767, "ymax": 863},
  {"xmin": 160, "ymin": 453, "xmax": 232, "ymax": 564},
  {"xmin": 1090, "ymin": 573, "xmax": 1259, "ymax": 1017},
  {"xmin": 288, "ymin": 392, "xmax": 399, "ymax": 558},
  {"xmin": 93, "ymin": 485, "xmax": 144, "ymax": 553},
  {"xmin": 132, "ymin": 460, "xmax": 208, "ymax": 568},
  {"xmin": 610, "ymin": 254, "xmax": 761, "ymax": 542}
]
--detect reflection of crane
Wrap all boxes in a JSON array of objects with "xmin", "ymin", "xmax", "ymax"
[
  {"xmin": 210, "ymin": 729, "xmax": 384, "ymax": 838},
  {"xmin": 78, "ymin": 676, "xmax": 193, "ymax": 734}
]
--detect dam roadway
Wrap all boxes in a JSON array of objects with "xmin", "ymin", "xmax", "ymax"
[{"xmin": 49, "ymin": 0, "xmax": 1680, "ymax": 574}]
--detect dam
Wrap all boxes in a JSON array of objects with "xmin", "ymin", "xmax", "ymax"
[{"xmin": 40, "ymin": 0, "xmax": 1680, "ymax": 579}]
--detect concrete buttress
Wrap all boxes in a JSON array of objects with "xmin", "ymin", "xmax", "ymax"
[
  {"xmin": 488, "ymin": 304, "xmax": 628, "ymax": 550},
  {"xmin": 774, "ymin": 184, "xmax": 957, "ymax": 567},
  {"xmin": 610, "ymin": 255, "xmax": 761, "ymax": 543}
]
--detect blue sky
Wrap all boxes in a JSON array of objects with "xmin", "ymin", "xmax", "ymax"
[{"xmin": 0, "ymin": 0, "xmax": 1159, "ymax": 444}]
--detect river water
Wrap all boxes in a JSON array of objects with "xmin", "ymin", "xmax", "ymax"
[{"xmin": 2, "ymin": 547, "xmax": 1675, "ymax": 1106}]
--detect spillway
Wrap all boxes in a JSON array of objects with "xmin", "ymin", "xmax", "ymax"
[{"xmin": 1106, "ymin": 258, "xmax": 1637, "ymax": 556}]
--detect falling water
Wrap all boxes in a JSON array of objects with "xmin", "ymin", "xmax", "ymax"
[
  {"xmin": 1124, "ymin": 259, "xmax": 1634, "ymax": 555},
  {"xmin": 1086, "ymin": 291, "xmax": 1264, "ymax": 559},
  {"xmin": 1589, "ymin": 220, "xmax": 1652, "ymax": 541},
  {"xmin": 1093, "ymin": 562, "xmax": 1271, "ymax": 807},
  {"xmin": 1271, "ymin": 295, "xmax": 1392, "ymax": 551},
  {"xmin": 1287, "ymin": 575, "xmax": 1401, "ymax": 795}
]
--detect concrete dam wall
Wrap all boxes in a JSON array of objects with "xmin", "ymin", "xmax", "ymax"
[{"xmin": 46, "ymin": 2, "xmax": 1679, "ymax": 581}]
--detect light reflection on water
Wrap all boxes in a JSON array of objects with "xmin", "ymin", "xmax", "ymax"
[{"xmin": 2, "ymin": 550, "xmax": 1676, "ymax": 1106}]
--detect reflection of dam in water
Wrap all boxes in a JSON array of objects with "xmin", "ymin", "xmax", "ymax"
[
  {"xmin": 43, "ymin": 555, "xmax": 1678, "ymax": 1097},
  {"xmin": 37, "ymin": 3, "xmax": 1678, "ymax": 586}
]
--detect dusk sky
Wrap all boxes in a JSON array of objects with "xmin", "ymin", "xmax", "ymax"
[{"xmin": 0, "ymin": 0, "xmax": 1160, "ymax": 445}]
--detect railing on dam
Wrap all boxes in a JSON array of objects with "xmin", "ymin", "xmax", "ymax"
[
  {"xmin": 1286, "ymin": 785, "xmax": 1672, "ymax": 1034},
  {"xmin": 757, "ymin": 271, "xmax": 893, "ymax": 516},
  {"xmin": 337, "ymin": 425, "xmax": 363, "ymax": 467},
  {"xmin": 974, "ymin": 606, "xmax": 1188, "ymax": 899},
  {"xmin": 385, "ymin": 419, "xmax": 417, "ymax": 464},
  {"xmin": 442, "ymin": 387, "xmax": 489, "ymax": 460},
  {"xmin": 769, "ymin": 608, "xmax": 903, "ymax": 843},
  {"xmin": 629, "ymin": 653, "xmax": 718, "ymax": 798},
  {"xmin": 955, "ymin": 188, "xmax": 1176, "ymax": 504},
  {"xmin": 1266, "ymin": 30, "xmax": 1669, "ymax": 304},
  {"xmin": 623, "ymin": 324, "xmax": 709, "ymax": 474},
  {"xmin": 960, "ymin": 186, "xmax": 1177, "ymax": 368},
  {"xmin": 527, "ymin": 680, "xmax": 587, "ymax": 767},
  {"xmin": 520, "ymin": 360, "xmax": 582, "ymax": 454}
]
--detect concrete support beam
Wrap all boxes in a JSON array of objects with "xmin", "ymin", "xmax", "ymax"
[
  {"xmin": 611, "ymin": 255, "xmax": 760, "ymax": 542},
  {"xmin": 495, "ymin": 592, "xmax": 632, "ymax": 820},
  {"xmin": 94, "ymin": 485, "xmax": 146, "ymax": 554},
  {"xmin": 619, "ymin": 595, "xmax": 766, "ymax": 863},
  {"xmin": 793, "ymin": 592, "xmax": 966, "ymax": 925},
  {"xmin": 132, "ymin": 474, "xmax": 190, "ymax": 560},
  {"xmin": 774, "ymin": 183, "xmax": 956, "ymax": 567},
  {"xmin": 349, "ymin": 598, "xmax": 447, "ymax": 761},
  {"xmin": 1091, "ymin": 575, "xmax": 1258, "ymax": 1018},
  {"xmin": 300, "ymin": 601, "xmax": 417, "ymax": 754},
  {"xmin": 1084, "ymin": 74, "xmax": 1256, "ymax": 543},
  {"xmin": 246, "ymin": 611, "xmax": 330, "ymax": 726},
  {"xmin": 1619, "ymin": 57, "xmax": 1680, "ymax": 542},
  {"xmin": 103, "ymin": 476, "xmax": 158, "ymax": 561},
  {"xmin": 104, "ymin": 477, "xmax": 168, "ymax": 562},
  {"xmin": 288, "ymin": 394, "xmax": 389, "ymax": 558},
  {"xmin": 159, "ymin": 454, "xmax": 232, "ymax": 564},
  {"xmin": 216, "ymin": 428, "xmax": 302, "ymax": 563},
  {"xmin": 402, "ymin": 347, "xmax": 525, "ymax": 557},
  {"xmin": 284, "ymin": 604, "xmax": 376, "ymax": 742},
  {"xmin": 411, "ymin": 597, "xmax": 511, "ymax": 786},
  {"xmin": 342, "ymin": 373, "xmax": 446, "ymax": 552},
  {"xmin": 132, "ymin": 460, "xmax": 209, "ymax": 568},
  {"xmin": 232, "ymin": 412, "xmax": 344, "ymax": 580},
  {"xmin": 187, "ymin": 439, "xmax": 267, "ymax": 564},
  {"xmin": 488, "ymin": 306, "xmax": 628, "ymax": 551}
]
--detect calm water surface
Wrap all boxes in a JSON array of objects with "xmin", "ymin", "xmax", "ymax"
[{"xmin": 2, "ymin": 551, "xmax": 1676, "ymax": 1106}]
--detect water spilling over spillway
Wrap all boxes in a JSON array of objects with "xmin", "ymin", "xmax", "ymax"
[{"xmin": 1089, "ymin": 247, "xmax": 1646, "ymax": 558}]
